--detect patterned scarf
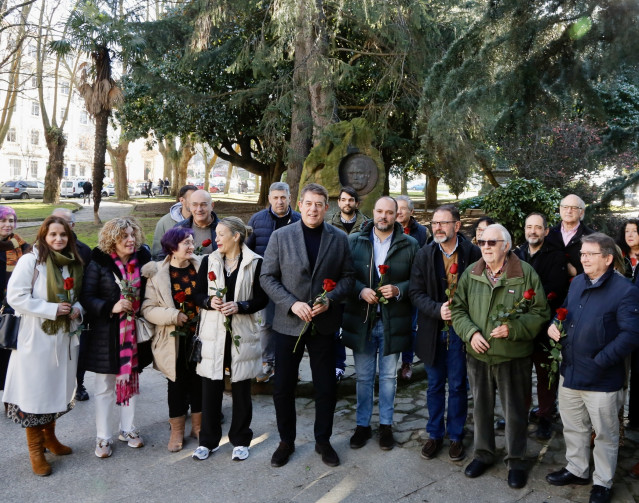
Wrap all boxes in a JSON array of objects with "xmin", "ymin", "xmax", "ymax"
[
  {"xmin": 41, "ymin": 249, "xmax": 83, "ymax": 335},
  {"xmin": 0, "ymin": 234, "xmax": 27, "ymax": 273},
  {"xmin": 111, "ymin": 254, "xmax": 141, "ymax": 406}
]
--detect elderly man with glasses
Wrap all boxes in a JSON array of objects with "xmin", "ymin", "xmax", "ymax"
[
  {"xmin": 451, "ymin": 224, "xmax": 549, "ymax": 490},
  {"xmin": 545, "ymin": 233, "xmax": 639, "ymax": 503},
  {"xmin": 546, "ymin": 194, "xmax": 594, "ymax": 278}
]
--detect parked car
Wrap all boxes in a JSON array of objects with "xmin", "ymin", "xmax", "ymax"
[
  {"xmin": 60, "ymin": 179, "xmax": 89, "ymax": 198},
  {"xmin": 101, "ymin": 184, "xmax": 142, "ymax": 197},
  {"xmin": 0, "ymin": 180, "xmax": 45, "ymax": 200}
]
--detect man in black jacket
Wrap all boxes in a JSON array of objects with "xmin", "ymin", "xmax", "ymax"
[
  {"xmin": 409, "ymin": 204, "xmax": 481, "ymax": 462},
  {"xmin": 514, "ymin": 212, "xmax": 568, "ymax": 439}
]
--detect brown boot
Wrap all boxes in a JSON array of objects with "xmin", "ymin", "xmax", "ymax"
[
  {"xmin": 168, "ymin": 416, "xmax": 186, "ymax": 452},
  {"xmin": 26, "ymin": 426, "xmax": 51, "ymax": 476},
  {"xmin": 42, "ymin": 421, "xmax": 72, "ymax": 455},
  {"xmin": 189, "ymin": 412, "xmax": 202, "ymax": 440}
]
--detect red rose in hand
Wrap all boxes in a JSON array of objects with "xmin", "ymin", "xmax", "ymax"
[
  {"xmin": 449, "ymin": 263, "xmax": 458, "ymax": 275},
  {"xmin": 404, "ymin": 227, "xmax": 410, "ymax": 235},
  {"xmin": 201, "ymin": 239, "xmax": 212, "ymax": 247},
  {"xmin": 127, "ymin": 262, "xmax": 136, "ymax": 275},
  {"xmin": 322, "ymin": 279, "xmax": 337, "ymax": 292},
  {"xmin": 63, "ymin": 277, "xmax": 74, "ymax": 290},
  {"xmin": 208, "ymin": 271, "xmax": 216, "ymax": 281},
  {"xmin": 547, "ymin": 291, "xmax": 557, "ymax": 301},
  {"xmin": 523, "ymin": 288, "xmax": 536, "ymax": 300},
  {"xmin": 378, "ymin": 265, "xmax": 390, "ymax": 275},
  {"xmin": 556, "ymin": 307, "xmax": 568, "ymax": 322},
  {"xmin": 174, "ymin": 291, "xmax": 186, "ymax": 304}
]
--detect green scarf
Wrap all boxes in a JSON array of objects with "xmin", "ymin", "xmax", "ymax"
[{"xmin": 41, "ymin": 249, "xmax": 83, "ymax": 335}]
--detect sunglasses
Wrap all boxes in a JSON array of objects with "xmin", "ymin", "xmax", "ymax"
[{"xmin": 477, "ymin": 239, "xmax": 504, "ymax": 247}]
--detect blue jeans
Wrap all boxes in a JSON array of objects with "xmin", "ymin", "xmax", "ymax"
[
  {"xmin": 401, "ymin": 308, "xmax": 418, "ymax": 364},
  {"xmin": 425, "ymin": 329, "xmax": 467, "ymax": 441},
  {"xmin": 353, "ymin": 319, "xmax": 399, "ymax": 426}
]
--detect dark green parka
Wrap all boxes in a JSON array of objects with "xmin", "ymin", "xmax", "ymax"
[{"xmin": 341, "ymin": 221, "xmax": 419, "ymax": 355}]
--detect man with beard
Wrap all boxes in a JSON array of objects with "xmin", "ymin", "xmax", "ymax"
[
  {"xmin": 341, "ymin": 197, "xmax": 418, "ymax": 450},
  {"xmin": 409, "ymin": 204, "xmax": 481, "ymax": 461},
  {"xmin": 329, "ymin": 186, "xmax": 368, "ymax": 234},
  {"xmin": 514, "ymin": 213, "xmax": 568, "ymax": 439}
]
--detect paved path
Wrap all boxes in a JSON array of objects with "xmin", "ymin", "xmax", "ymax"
[{"xmin": 19, "ymin": 199, "xmax": 136, "ymax": 228}]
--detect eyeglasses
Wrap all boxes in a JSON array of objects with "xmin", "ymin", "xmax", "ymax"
[
  {"xmin": 431, "ymin": 221, "xmax": 456, "ymax": 227},
  {"xmin": 560, "ymin": 205, "xmax": 583, "ymax": 211},
  {"xmin": 580, "ymin": 252, "xmax": 602, "ymax": 258},
  {"xmin": 477, "ymin": 239, "xmax": 504, "ymax": 247}
]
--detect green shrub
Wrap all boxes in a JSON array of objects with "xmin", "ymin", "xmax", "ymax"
[
  {"xmin": 458, "ymin": 196, "xmax": 485, "ymax": 213},
  {"xmin": 482, "ymin": 178, "xmax": 561, "ymax": 244}
]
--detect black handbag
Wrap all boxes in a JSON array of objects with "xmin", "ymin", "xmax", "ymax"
[
  {"xmin": 0, "ymin": 304, "xmax": 20, "ymax": 350},
  {"xmin": 189, "ymin": 317, "xmax": 202, "ymax": 364}
]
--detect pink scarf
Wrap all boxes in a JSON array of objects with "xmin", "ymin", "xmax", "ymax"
[{"xmin": 112, "ymin": 254, "xmax": 140, "ymax": 406}]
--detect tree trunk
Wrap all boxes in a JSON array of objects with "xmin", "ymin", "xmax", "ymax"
[
  {"xmin": 401, "ymin": 176, "xmax": 408, "ymax": 195},
  {"xmin": 159, "ymin": 137, "xmax": 177, "ymax": 196},
  {"xmin": 43, "ymin": 127, "xmax": 67, "ymax": 203},
  {"xmin": 176, "ymin": 136, "xmax": 194, "ymax": 190},
  {"xmin": 477, "ymin": 155, "xmax": 500, "ymax": 188},
  {"xmin": 203, "ymin": 152, "xmax": 217, "ymax": 192},
  {"xmin": 254, "ymin": 176, "xmax": 260, "ymax": 194},
  {"xmin": 426, "ymin": 175, "xmax": 439, "ymax": 209},
  {"xmin": 224, "ymin": 162, "xmax": 234, "ymax": 194},
  {"xmin": 107, "ymin": 139, "xmax": 130, "ymax": 200},
  {"xmin": 92, "ymin": 110, "xmax": 110, "ymax": 224}
]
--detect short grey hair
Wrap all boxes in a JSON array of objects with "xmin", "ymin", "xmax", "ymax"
[
  {"xmin": 561, "ymin": 194, "xmax": 586, "ymax": 221},
  {"xmin": 483, "ymin": 223, "xmax": 512, "ymax": 251},
  {"xmin": 269, "ymin": 182, "xmax": 290, "ymax": 195},
  {"xmin": 395, "ymin": 195, "xmax": 414, "ymax": 212},
  {"xmin": 52, "ymin": 207, "xmax": 75, "ymax": 224},
  {"xmin": 582, "ymin": 233, "xmax": 618, "ymax": 259}
]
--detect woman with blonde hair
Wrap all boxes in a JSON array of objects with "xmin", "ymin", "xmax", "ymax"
[
  {"xmin": 80, "ymin": 217, "xmax": 152, "ymax": 458},
  {"xmin": 191, "ymin": 216, "xmax": 268, "ymax": 461},
  {"xmin": 4, "ymin": 215, "xmax": 83, "ymax": 476}
]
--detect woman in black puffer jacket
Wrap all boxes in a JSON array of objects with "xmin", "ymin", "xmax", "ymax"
[{"xmin": 80, "ymin": 217, "xmax": 152, "ymax": 459}]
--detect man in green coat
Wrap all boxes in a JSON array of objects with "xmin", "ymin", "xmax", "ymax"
[
  {"xmin": 451, "ymin": 224, "xmax": 549, "ymax": 490},
  {"xmin": 341, "ymin": 196, "xmax": 418, "ymax": 451}
]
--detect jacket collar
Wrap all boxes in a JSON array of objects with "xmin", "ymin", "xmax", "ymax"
[
  {"xmin": 583, "ymin": 267, "xmax": 615, "ymax": 290},
  {"xmin": 471, "ymin": 250, "xmax": 524, "ymax": 279}
]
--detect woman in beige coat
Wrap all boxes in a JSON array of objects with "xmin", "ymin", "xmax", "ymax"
[
  {"xmin": 191, "ymin": 217, "xmax": 268, "ymax": 461},
  {"xmin": 141, "ymin": 227, "xmax": 202, "ymax": 452}
]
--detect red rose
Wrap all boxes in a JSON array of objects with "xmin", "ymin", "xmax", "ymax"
[
  {"xmin": 378, "ymin": 265, "xmax": 390, "ymax": 275},
  {"xmin": 449, "ymin": 263, "xmax": 458, "ymax": 275},
  {"xmin": 523, "ymin": 288, "xmax": 536, "ymax": 300},
  {"xmin": 547, "ymin": 291, "xmax": 557, "ymax": 301},
  {"xmin": 323, "ymin": 279, "xmax": 337, "ymax": 292},
  {"xmin": 127, "ymin": 262, "xmax": 136, "ymax": 275},
  {"xmin": 403, "ymin": 227, "xmax": 410, "ymax": 235},
  {"xmin": 556, "ymin": 307, "xmax": 568, "ymax": 321},
  {"xmin": 201, "ymin": 239, "xmax": 212, "ymax": 247},
  {"xmin": 208, "ymin": 271, "xmax": 216, "ymax": 281},
  {"xmin": 174, "ymin": 291, "xmax": 186, "ymax": 304},
  {"xmin": 63, "ymin": 277, "xmax": 74, "ymax": 290}
]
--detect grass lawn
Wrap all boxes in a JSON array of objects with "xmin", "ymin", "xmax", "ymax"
[{"xmin": 6, "ymin": 201, "xmax": 81, "ymax": 221}]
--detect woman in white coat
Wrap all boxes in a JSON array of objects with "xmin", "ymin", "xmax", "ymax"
[
  {"xmin": 191, "ymin": 217, "xmax": 268, "ymax": 461},
  {"xmin": 4, "ymin": 215, "xmax": 84, "ymax": 476},
  {"xmin": 141, "ymin": 227, "xmax": 202, "ymax": 452}
]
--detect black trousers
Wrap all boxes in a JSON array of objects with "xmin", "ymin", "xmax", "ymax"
[
  {"xmin": 199, "ymin": 377, "xmax": 252, "ymax": 449},
  {"xmin": 273, "ymin": 329, "xmax": 336, "ymax": 445},
  {"xmin": 167, "ymin": 344, "xmax": 202, "ymax": 418}
]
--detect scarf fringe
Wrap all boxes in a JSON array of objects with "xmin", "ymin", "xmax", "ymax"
[{"xmin": 116, "ymin": 371, "xmax": 139, "ymax": 406}]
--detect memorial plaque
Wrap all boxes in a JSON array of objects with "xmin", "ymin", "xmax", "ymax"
[{"xmin": 339, "ymin": 154, "xmax": 378, "ymax": 195}]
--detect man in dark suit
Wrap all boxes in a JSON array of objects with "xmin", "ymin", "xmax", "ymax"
[{"xmin": 261, "ymin": 183, "xmax": 355, "ymax": 468}]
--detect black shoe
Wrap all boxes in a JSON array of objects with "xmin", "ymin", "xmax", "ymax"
[
  {"xmin": 535, "ymin": 418, "xmax": 552, "ymax": 440},
  {"xmin": 528, "ymin": 407, "xmax": 540, "ymax": 423},
  {"xmin": 495, "ymin": 418, "xmax": 506, "ymax": 430},
  {"xmin": 545, "ymin": 467, "xmax": 590, "ymax": 486},
  {"xmin": 378, "ymin": 424, "xmax": 394, "ymax": 451},
  {"xmin": 508, "ymin": 469, "xmax": 527, "ymax": 489},
  {"xmin": 465, "ymin": 459, "xmax": 490, "ymax": 478},
  {"xmin": 271, "ymin": 441, "xmax": 295, "ymax": 467},
  {"xmin": 315, "ymin": 442, "xmax": 340, "ymax": 467},
  {"xmin": 421, "ymin": 438, "xmax": 443, "ymax": 460},
  {"xmin": 350, "ymin": 425, "xmax": 372, "ymax": 449},
  {"xmin": 75, "ymin": 385, "xmax": 89, "ymax": 401},
  {"xmin": 589, "ymin": 485, "xmax": 611, "ymax": 503}
]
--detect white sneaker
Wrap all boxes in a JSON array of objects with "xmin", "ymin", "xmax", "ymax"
[
  {"xmin": 118, "ymin": 430, "xmax": 144, "ymax": 448},
  {"xmin": 256, "ymin": 363, "xmax": 274, "ymax": 383},
  {"xmin": 95, "ymin": 438, "xmax": 113, "ymax": 458},
  {"xmin": 192, "ymin": 445, "xmax": 219, "ymax": 460},
  {"xmin": 231, "ymin": 446, "xmax": 249, "ymax": 461}
]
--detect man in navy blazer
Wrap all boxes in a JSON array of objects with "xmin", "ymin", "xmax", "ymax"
[{"xmin": 261, "ymin": 183, "xmax": 355, "ymax": 468}]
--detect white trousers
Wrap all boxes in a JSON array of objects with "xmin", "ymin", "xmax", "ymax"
[
  {"xmin": 558, "ymin": 377, "xmax": 623, "ymax": 488},
  {"xmin": 94, "ymin": 373, "xmax": 137, "ymax": 441}
]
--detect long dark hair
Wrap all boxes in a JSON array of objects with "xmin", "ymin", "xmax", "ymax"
[
  {"xmin": 34, "ymin": 216, "xmax": 82, "ymax": 265},
  {"xmin": 616, "ymin": 219, "xmax": 639, "ymax": 256}
]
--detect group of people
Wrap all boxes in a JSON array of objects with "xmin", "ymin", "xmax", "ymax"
[{"xmin": 1, "ymin": 183, "xmax": 638, "ymax": 503}]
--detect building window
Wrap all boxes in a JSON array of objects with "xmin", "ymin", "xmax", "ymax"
[
  {"xmin": 30, "ymin": 129, "xmax": 39, "ymax": 145},
  {"xmin": 31, "ymin": 76, "xmax": 37, "ymax": 88},
  {"xmin": 9, "ymin": 159, "xmax": 21, "ymax": 178},
  {"xmin": 30, "ymin": 161, "xmax": 38, "ymax": 178},
  {"xmin": 79, "ymin": 137, "xmax": 88, "ymax": 150},
  {"xmin": 60, "ymin": 81, "xmax": 69, "ymax": 95},
  {"xmin": 31, "ymin": 101, "xmax": 39, "ymax": 116},
  {"xmin": 80, "ymin": 110, "xmax": 88, "ymax": 125},
  {"xmin": 59, "ymin": 107, "xmax": 66, "ymax": 120},
  {"xmin": 63, "ymin": 166, "xmax": 69, "ymax": 177},
  {"xmin": 79, "ymin": 166, "xmax": 86, "ymax": 177},
  {"xmin": 70, "ymin": 164, "xmax": 76, "ymax": 177},
  {"xmin": 7, "ymin": 128, "xmax": 16, "ymax": 142}
]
